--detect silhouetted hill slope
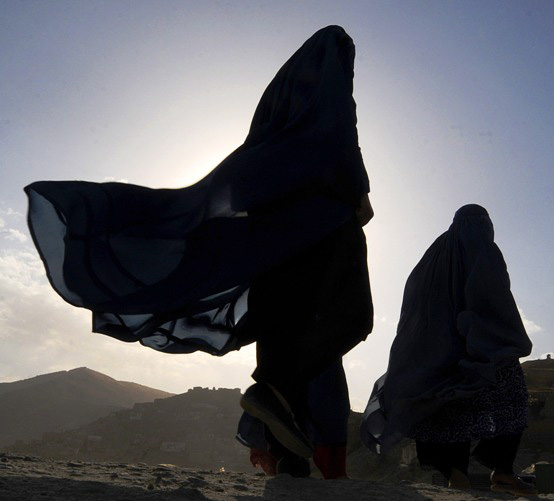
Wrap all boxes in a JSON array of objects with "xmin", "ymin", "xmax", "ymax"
[
  {"xmin": 9, "ymin": 386, "xmax": 250, "ymax": 472},
  {"xmin": 522, "ymin": 356, "xmax": 554, "ymax": 391},
  {"xmin": 0, "ymin": 367, "xmax": 173, "ymax": 447}
]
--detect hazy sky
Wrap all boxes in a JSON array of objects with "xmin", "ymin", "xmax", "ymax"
[{"xmin": 1, "ymin": 0, "xmax": 552, "ymax": 410}]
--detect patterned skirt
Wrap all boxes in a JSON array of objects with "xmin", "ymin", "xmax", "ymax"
[{"xmin": 411, "ymin": 359, "xmax": 528, "ymax": 443}]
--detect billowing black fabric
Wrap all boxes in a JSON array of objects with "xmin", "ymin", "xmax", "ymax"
[
  {"xmin": 361, "ymin": 205, "xmax": 532, "ymax": 453},
  {"xmin": 24, "ymin": 25, "xmax": 369, "ymax": 356}
]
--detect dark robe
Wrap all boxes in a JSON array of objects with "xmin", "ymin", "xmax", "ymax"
[
  {"xmin": 361, "ymin": 205, "xmax": 532, "ymax": 453},
  {"xmin": 236, "ymin": 359, "xmax": 350, "ymax": 449},
  {"xmin": 24, "ymin": 25, "xmax": 370, "ymax": 356}
]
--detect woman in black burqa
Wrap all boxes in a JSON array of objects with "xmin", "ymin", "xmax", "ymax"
[
  {"xmin": 361, "ymin": 204, "xmax": 534, "ymax": 495},
  {"xmin": 25, "ymin": 26, "xmax": 373, "ymax": 461}
]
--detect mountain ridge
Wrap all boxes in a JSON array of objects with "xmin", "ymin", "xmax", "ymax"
[{"xmin": 0, "ymin": 367, "xmax": 173, "ymax": 447}]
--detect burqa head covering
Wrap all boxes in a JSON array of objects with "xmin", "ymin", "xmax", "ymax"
[
  {"xmin": 24, "ymin": 26, "xmax": 369, "ymax": 356},
  {"xmin": 360, "ymin": 204, "xmax": 531, "ymax": 453}
]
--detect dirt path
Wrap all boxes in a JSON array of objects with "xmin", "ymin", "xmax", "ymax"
[{"xmin": 0, "ymin": 453, "xmax": 551, "ymax": 501}]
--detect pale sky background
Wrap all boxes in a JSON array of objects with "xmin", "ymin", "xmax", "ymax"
[{"xmin": 1, "ymin": 0, "xmax": 552, "ymax": 411}]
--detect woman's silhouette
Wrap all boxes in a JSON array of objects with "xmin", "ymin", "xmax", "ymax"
[
  {"xmin": 25, "ymin": 26, "xmax": 373, "ymax": 463},
  {"xmin": 362, "ymin": 205, "xmax": 534, "ymax": 495}
]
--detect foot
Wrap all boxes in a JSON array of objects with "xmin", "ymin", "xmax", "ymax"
[
  {"xmin": 448, "ymin": 467, "xmax": 471, "ymax": 490},
  {"xmin": 490, "ymin": 471, "xmax": 538, "ymax": 496},
  {"xmin": 249, "ymin": 448, "xmax": 277, "ymax": 476},
  {"xmin": 313, "ymin": 445, "xmax": 348, "ymax": 479},
  {"xmin": 240, "ymin": 383, "xmax": 313, "ymax": 458}
]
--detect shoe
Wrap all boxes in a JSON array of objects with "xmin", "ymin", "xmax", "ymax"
[
  {"xmin": 490, "ymin": 472, "xmax": 538, "ymax": 496},
  {"xmin": 277, "ymin": 454, "xmax": 311, "ymax": 477},
  {"xmin": 249, "ymin": 448, "xmax": 277, "ymax": 476},
  {"xmin": 240, "ymin": 383, "xmax": 313, "ymax": 458}
]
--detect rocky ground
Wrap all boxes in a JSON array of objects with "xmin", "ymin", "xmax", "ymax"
[{"xmin": 1, "ymin": 453, "xmax": 552, "ymax": 501}]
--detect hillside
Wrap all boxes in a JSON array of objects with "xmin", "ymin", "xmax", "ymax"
[
  {"xmin": 9, "ymin": 386, "xmax": 251, "ymax": 472},
  {"xmin": 0, "ymin": 367, "xmax": 173, "ymax": 447},
  {"xmin": 523, "ymin": 356, "xmax": 554, "ymax": 391}
]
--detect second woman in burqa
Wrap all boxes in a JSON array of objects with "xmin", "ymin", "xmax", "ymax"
[{"xmin": 361, "ymin": 204, "xmax": 535, "ymax": 495}]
